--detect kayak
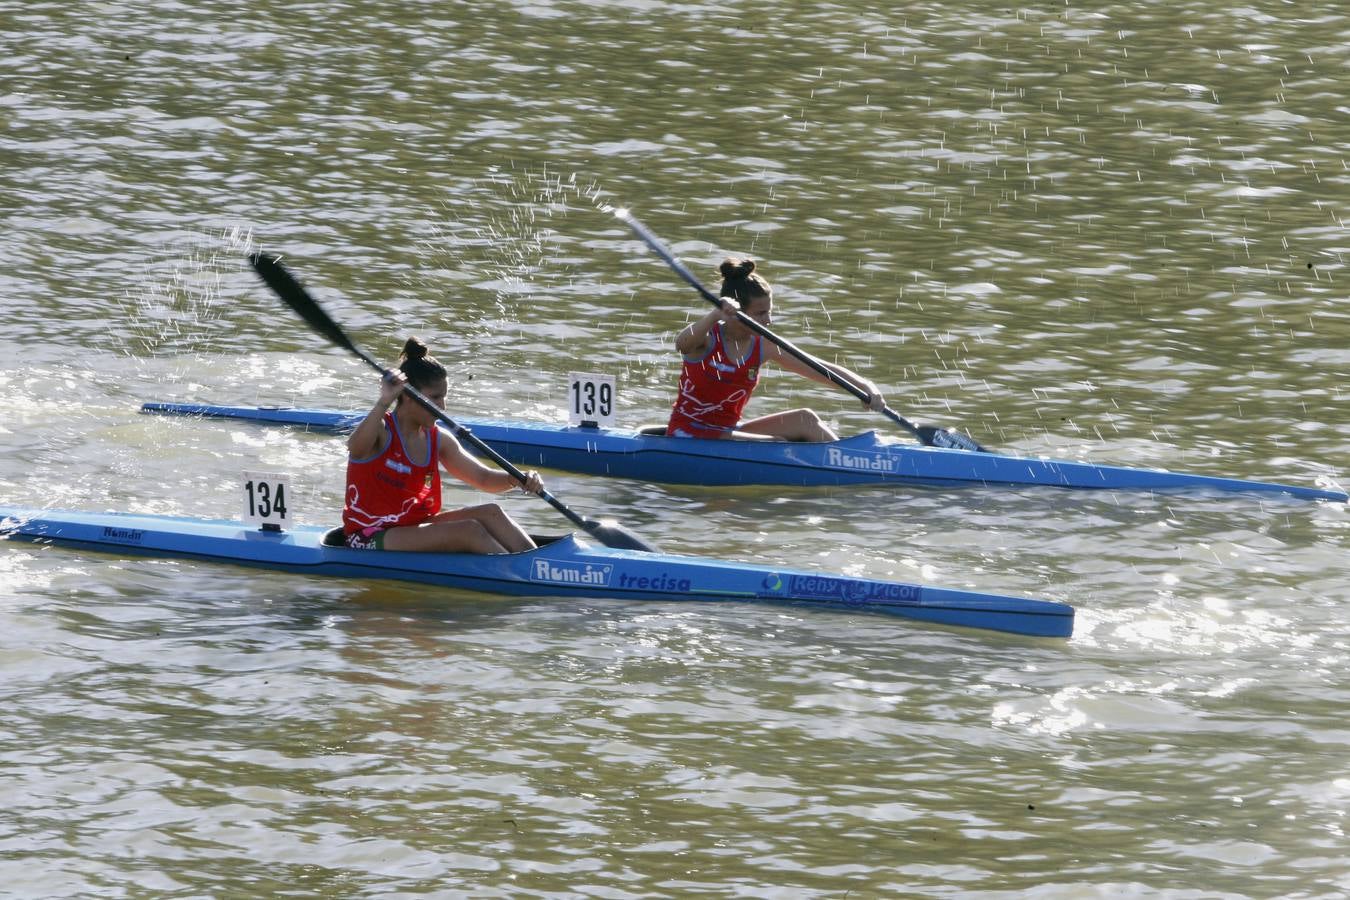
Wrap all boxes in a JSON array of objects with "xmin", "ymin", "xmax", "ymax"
[
  {"xmin": 140, "ymin": 402, "xmax": 1348, "ymax": 502},
  {"xmin": 0, "ymin": 506, "xmax": 1073, "ymax": 639}
]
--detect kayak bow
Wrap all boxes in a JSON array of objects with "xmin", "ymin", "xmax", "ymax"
[
  {"xmin": 0, "ymin": 506, "xmax": 1074, "ymax": 639},
  {"xmin": 140, "ymin": 402, "xmax": 1348, "ymax": 502}
]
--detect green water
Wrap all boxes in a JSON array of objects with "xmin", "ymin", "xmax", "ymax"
[{"xmin": 1, "ymin": 1, "xmax": 1346, "ymax": 896}]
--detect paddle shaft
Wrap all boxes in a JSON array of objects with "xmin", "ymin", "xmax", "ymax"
[{"xmin": 617, "ymin": 210, "xmax": 963, "ymax": 446}]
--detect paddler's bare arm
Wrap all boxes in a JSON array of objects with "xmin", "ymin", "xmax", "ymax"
[
  {"xmin": 438, "ymin": 432, "xmax": 544, "ymax": 495},
  {"xmin": 347, "ymin": 370, "xmax": 404, "ymax": 457},
  {"xmin": 767, "ymin": 345, "xmax": 886, "ymax": 411},
  {"xmin": 675, "ymin": 298, "xmax": 740, "ymax": 356}
]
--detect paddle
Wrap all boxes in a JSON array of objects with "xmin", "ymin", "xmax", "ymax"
[
  {"xmin": 615, "ymin": 209, "xmax": 988, "ymax": 452},
  {"xmin": 247, "ymin": 251, "xmax": 658, "ymax": 553}
]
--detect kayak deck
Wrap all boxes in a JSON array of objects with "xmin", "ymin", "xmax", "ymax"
[
  {"xmin": 140, "ymin": 401, "xmax": 1348, "ymax": 502},
  {"xmin": 0, "ymin": 506, "xmax": 1073, "ymax": 639}
]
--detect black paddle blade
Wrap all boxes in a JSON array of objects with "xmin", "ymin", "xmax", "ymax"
[
  {"xmin": 584, "ymin": 519, "xmax": 659, "ymax": 553},
  {"xmin": 248, "ymin": 252, "xmax": 375, "ymax": 368},
  {"xmin": 917, "ymin": 425, "xmax": 987, "ymax": 453}
]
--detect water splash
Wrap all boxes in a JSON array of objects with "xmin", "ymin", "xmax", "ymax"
[
  {"xmin": 113, "ymin": 225, "xmax": 256, "ymax": 360},
  {"xmin": 408, "ymin": 167, "xmax": 608, "ymax": 321}
]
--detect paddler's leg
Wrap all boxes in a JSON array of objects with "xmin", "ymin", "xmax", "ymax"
[
  {"xmin": 737, "ymin": 408, "xmax": 837, "ymax": 442},
  {"xmin": 382, "ymin": 517, "xmax": 510, "ymax": 554},
  {"xmin": 426, "ymin": 503, "xmax": 537, "ymax": 553}
]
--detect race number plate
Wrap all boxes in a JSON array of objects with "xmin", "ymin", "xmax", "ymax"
[
  {"xmin": 567, "ymin": 372, "xmax": 616, "ymax": 428},
  {"xmin": 242, "ymin": 471, "xmax": 292, "ymax": 530}
]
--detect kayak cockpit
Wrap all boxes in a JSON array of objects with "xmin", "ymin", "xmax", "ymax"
[{"xmin": 631, "ymin": 425, "xmax": 891, "ymax": 448}]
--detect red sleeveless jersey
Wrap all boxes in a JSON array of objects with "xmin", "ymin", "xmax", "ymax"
[
  {"xmin": 343, "ymin": 413, "xmax": 441, "ymax": 535},
  {"xmin": 666, "ymin": 324, "xmax": 762, "ymax": 437}
]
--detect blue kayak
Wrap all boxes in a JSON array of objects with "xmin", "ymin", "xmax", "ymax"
[
  {"xmin": 140, "ymin": 401, "xmax": 1347, "ymax": 502},
  {"xmin": 0, "ymin": 506, "xmax": 1073, "ymax": 638}
]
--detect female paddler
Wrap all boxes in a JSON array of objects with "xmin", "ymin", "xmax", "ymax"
[
  {"xmin": 665, "ymin": 257, "xmax": 886, "ymax": 441},
  {"xmin": 343, "ymin": 338, "xmax": 544, "ymax": 553}
]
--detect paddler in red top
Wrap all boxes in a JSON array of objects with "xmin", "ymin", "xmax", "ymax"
[
  {"xmin": 342, "ymin": 338, "xmax": 544, "ymax": 553},
  {"xmin": 665, "ymin": 258, "xmax": 886, "ymax": 441}
]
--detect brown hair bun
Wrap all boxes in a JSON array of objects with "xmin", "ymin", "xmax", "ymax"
[
  {"xmin": 719, "ymin": 257, "xmax": 756, "ymax": 281},
  {"xmin": 394, "ymin": 337, "xmax": 446, "ymax": 393},
  {"xmin": 400, "ymin": 337, "xmax": 429, "ymax": 362},
  {"xmin": 717, "ymin": 257, "xmax": 771, "ymax": 304}
]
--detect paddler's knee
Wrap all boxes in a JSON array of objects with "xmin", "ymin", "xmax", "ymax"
[
  {"xmin": 454, "ymin": 518, "xmax": 506, "ymax": 554},
  {"xmin": 466, "ymin": 501, "xmax": 509, "ymax": 522},
  {"xmin": 786, "ymin": 408, "xmax": 835, "ymax": 442}
]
